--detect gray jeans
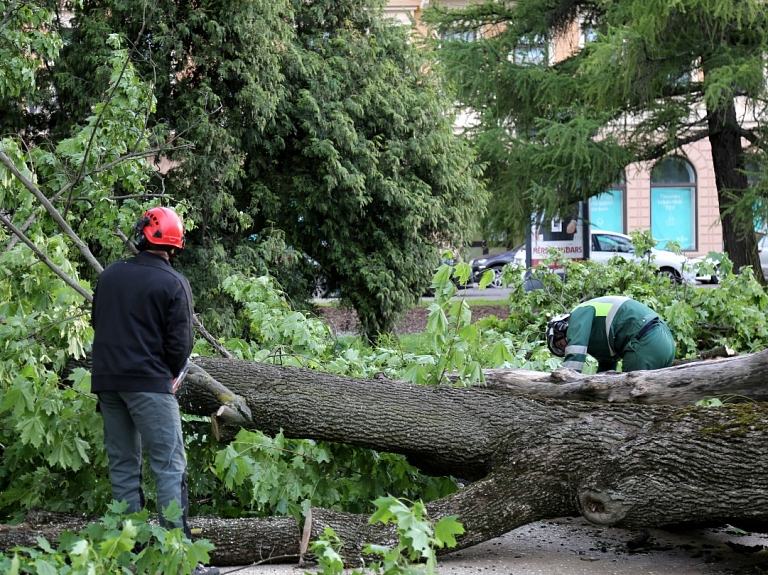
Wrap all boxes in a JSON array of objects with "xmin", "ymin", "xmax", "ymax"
[{"xmin": 98, "ymin": 390, "xmax": 190, "ymax": 536}]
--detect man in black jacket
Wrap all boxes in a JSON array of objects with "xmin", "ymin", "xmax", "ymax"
[{"xmin": 92, "ymin": 207, "xmax": 218, "ymax": 575}]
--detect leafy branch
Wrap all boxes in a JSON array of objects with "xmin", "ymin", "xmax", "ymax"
[
  {"xmin": 310, "ymin": 496, "xmax": 464, "ymax": 575},
  {"xmin": 0, "ymin": 150, "xmax": 105, "ymax": 275}
]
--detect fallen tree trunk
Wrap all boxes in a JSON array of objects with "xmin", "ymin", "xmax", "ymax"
[
  {"xmin": 0, "ymin": 509, "xmax": 300, "ymax": 567},
  {"xmin": 472, "ymin": 350, "xmax": 768, "ymax": 405},
  {"xmin": 176, "ymin": 354, "xmax": 768, "ymax": 561},
  {"xmin": 8, "ymin": 353, "xmax": 768, "ymax": 565}
]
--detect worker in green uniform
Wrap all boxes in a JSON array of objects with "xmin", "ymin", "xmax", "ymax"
[{"xmin": 545, "ymin": 296, "xmax": 676, "ymax": 373}]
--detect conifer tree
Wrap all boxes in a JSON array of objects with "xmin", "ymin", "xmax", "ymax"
[{"xmin": 424, "ymin": 0, "xmax": 768, "ymax": 279}]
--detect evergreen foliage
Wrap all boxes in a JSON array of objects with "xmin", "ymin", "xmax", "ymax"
[
  {"xmin": 422, "ymin": 0, "xmax": 768, "ymax": 275},
  {"xmin": 40, "ymin": 0, "xmax": 487, "ymax": 342}
]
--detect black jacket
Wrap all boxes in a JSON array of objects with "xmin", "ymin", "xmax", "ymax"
[{"xmin": 91, "ymin": 251, "xmax": 194, "ymax": 393}]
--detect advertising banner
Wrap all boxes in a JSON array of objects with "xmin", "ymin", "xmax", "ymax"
[
  {"xmin": 589, "ymin": 190, "xmax": 624, "ymax": 233},
  {"xmin": 526, "ymin": 202, "xmax": 590, "ymax": 269},
  {"xmin": 650, "ymin": 187, "xmax": 693, "ymax": 249}
]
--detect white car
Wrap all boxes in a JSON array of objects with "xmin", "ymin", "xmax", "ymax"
[
  {"xmin": 758, "ymin": 235, "xmax": 768, "ymax": 278},
  {"xmin": 512, "ymin": 230, "xmax": 698, "ymax": 284}
]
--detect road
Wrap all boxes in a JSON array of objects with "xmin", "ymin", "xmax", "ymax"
[
  {"xmin": 215, "ymin": 516, "xmax": 768, "ymax": 575},
  {"xmin": 316, "ymin": 285, "xmax": 513, "ymax": 304},
  {"xmin": 447, "ymin": 284, "xmax": 511, "ymax": 300}
]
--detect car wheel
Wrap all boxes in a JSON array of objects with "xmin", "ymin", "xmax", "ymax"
[
  {"xmin": 489, "ymin": 266, "xmax": 505, "ymax": 288},
  {"xmin": 658, "ymin": 267, "xmax": 681, "ymax": 284}
]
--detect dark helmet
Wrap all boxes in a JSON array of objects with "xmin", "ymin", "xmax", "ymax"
[
  {"xmin": 546, "ymin": 313, "xmax": 570, "ymax": 357},
  {"xmin": 133, "ymin": 207, "xmax": 186, "ymax": 251}
]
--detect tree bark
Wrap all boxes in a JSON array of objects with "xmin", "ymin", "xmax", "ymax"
[
  {"xmin": 7, "ymin": 355, "xmax": 768, "ymax": 565},
  {"xmin": 176, "ymin": 355, "xmax": 768, "ymax": 558},
  {"xmin": 706, "ymin": 96, "xmax": 764, "ymax": 282},
  {"xmin": 0, "ymin": 509, "xmax": 301, "ymax": 567},
  {"xmin": 464, "ymin": 351, "xmax": 768, "ymax": 405}
]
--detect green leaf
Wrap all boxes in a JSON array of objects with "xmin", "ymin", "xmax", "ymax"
[
  {"xmin": 369, "ymin": 495, "xmax": 399, "ymax": 525},
  {"xmin": 478, "ymin": 269, "xmax": 495, "ymax": 289},
  {"xmin": 433, "ymin": 515, "xmax": 465, "ymax": 548},
  {"xmin": 33, "ymin": 560, "xmax": 60, "ymax": 575}
]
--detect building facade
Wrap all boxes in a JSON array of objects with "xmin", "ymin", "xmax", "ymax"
[{"xmin": 385, "ymin": 1, "xmax": 725, "ymax": 257}]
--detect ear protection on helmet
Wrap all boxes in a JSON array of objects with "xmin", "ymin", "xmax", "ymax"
[
  {"xmin": 131, "ymin": 207, "xmax": 185, "ymax": 251},
  {"xmin": 132, "ymin": 216, "xmax": 151, "ymax": 251},
  {"xmin": 546, "ymin": 313, "xmax": 570, "ymax": 357}
]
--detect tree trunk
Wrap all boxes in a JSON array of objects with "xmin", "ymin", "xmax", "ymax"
[
  {"xmin": 462, "ymin": 351, "xmax": 768, "ymax": 405},
  {"xmin": 0, "ymin": 509, "xmax": 301, "ymax": 567},
  {"xmin": 707, "ymin": 98, "xmax": 764, "ymax": 282},
  {"xmin": 177, "ymin": 355, "xmax": 768, "ymax": 559},
  {"xmin": 7, "ymin": 355, "xmax": 768, "ymax": 565}
]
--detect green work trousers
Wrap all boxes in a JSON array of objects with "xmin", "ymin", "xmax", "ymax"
[{"xmin": 622, "ymin": 322, "xmax": 676, "ymax": 372}]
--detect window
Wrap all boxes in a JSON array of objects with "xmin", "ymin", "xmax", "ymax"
[
  {"xmin": 592, "ymin": 232, "xmax": 633, "ymax": 253},
  {"xmin": 743, "ymin": 159, "xmax": 767, "ymax": 233},
  {"xmin": 589, "ymin": 173, "xmax": 626, "ymax": 233},
  {"xmin": 512, "ymin": 35, "xmax": 547, "ymax": 65},
  {"xmin": 582, "ymin": 25, "xmax": 598, "ymax": 45},
  {"xmin": 440, "ymin": 23, "xmax": 479, "ymax": 43},
  {"xmin": 650, "ymin": 157, "xmax": 696, "ymax": 250}
]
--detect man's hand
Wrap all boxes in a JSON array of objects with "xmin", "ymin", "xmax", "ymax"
[{"xmin": 172, "ymin": 359, "xmax": 191, "ymax": 393}]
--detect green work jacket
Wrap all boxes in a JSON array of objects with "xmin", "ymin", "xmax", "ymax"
[{"xmin": 561, "ymin": 296, "xmax": 660, "ymax": 372}]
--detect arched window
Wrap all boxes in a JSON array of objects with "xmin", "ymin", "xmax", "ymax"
[
  {"xmin": 589, "ymin": 173, "xmax": 626, "ymax": 233},
  {"xmin": 650, "ymin": 157, "xmax": 696, "ymax": 250}
]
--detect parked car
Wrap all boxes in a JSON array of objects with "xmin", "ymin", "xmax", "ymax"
[
  {"xmin": 512, "ymin": 230, "xmax": 699, "ymax": 284},
  {"xmin": 691, "ymin": 254, "xmax": 720, "ymax": 284},
  {"xmin": 303, "ymin": 255, "xmax": 340, "ymax": 299},
  {"xmin": 469, "ymin": 244, "xmax": 525, "ymax": 288},
  {"xmin": 758, "ymin": 235, "xmax": 768, "ymax": 278}
]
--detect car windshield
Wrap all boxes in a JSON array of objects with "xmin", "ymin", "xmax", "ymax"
[{"xmin": 593, "ymin": 233, "xmax": 634, "ymax": 253}]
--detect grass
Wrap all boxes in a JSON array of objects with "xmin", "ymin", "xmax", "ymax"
[
  {"xmin": 416, "ymin": 297, "xmax": 507, "ymax": 307},
  {"xmin": 458, "ymin": 298, "xmax": 507, "ymax": 307},
  {"xmin": 328, "ymin": 297, "xmax": 509, "ymax": 354}
]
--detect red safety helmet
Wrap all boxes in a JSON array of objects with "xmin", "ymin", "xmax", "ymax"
[{"xmin": 133, "ymin": 207, "xmax": 186, "ymax": 251}]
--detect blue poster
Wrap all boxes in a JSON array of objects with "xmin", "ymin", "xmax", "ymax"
[
  {"xmin": 651, "ymin": 187, "xmax": 694, "ymax": 249},
  {"xmin": 589, "ymin": 190, "xmax": 624, "ymax": 233}
]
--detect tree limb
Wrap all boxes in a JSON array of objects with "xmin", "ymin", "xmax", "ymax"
[
  {"xmin": 176, "ymin": 356, "xmax": 768, "ymax": 559},
  {"xmin": 0, "ymin": 150, "xmax": 104, "ymax": 275},
  {"xmin": 8, "ymin": 355, "xmax": 768, "ymax": 564},
  {"xmin": 464, "ymin": 350, "xmax": 768, "ymax": 405},
  {"xmin": 0, "ymin": 210, "xmax": 93, "ymax": 301}
]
